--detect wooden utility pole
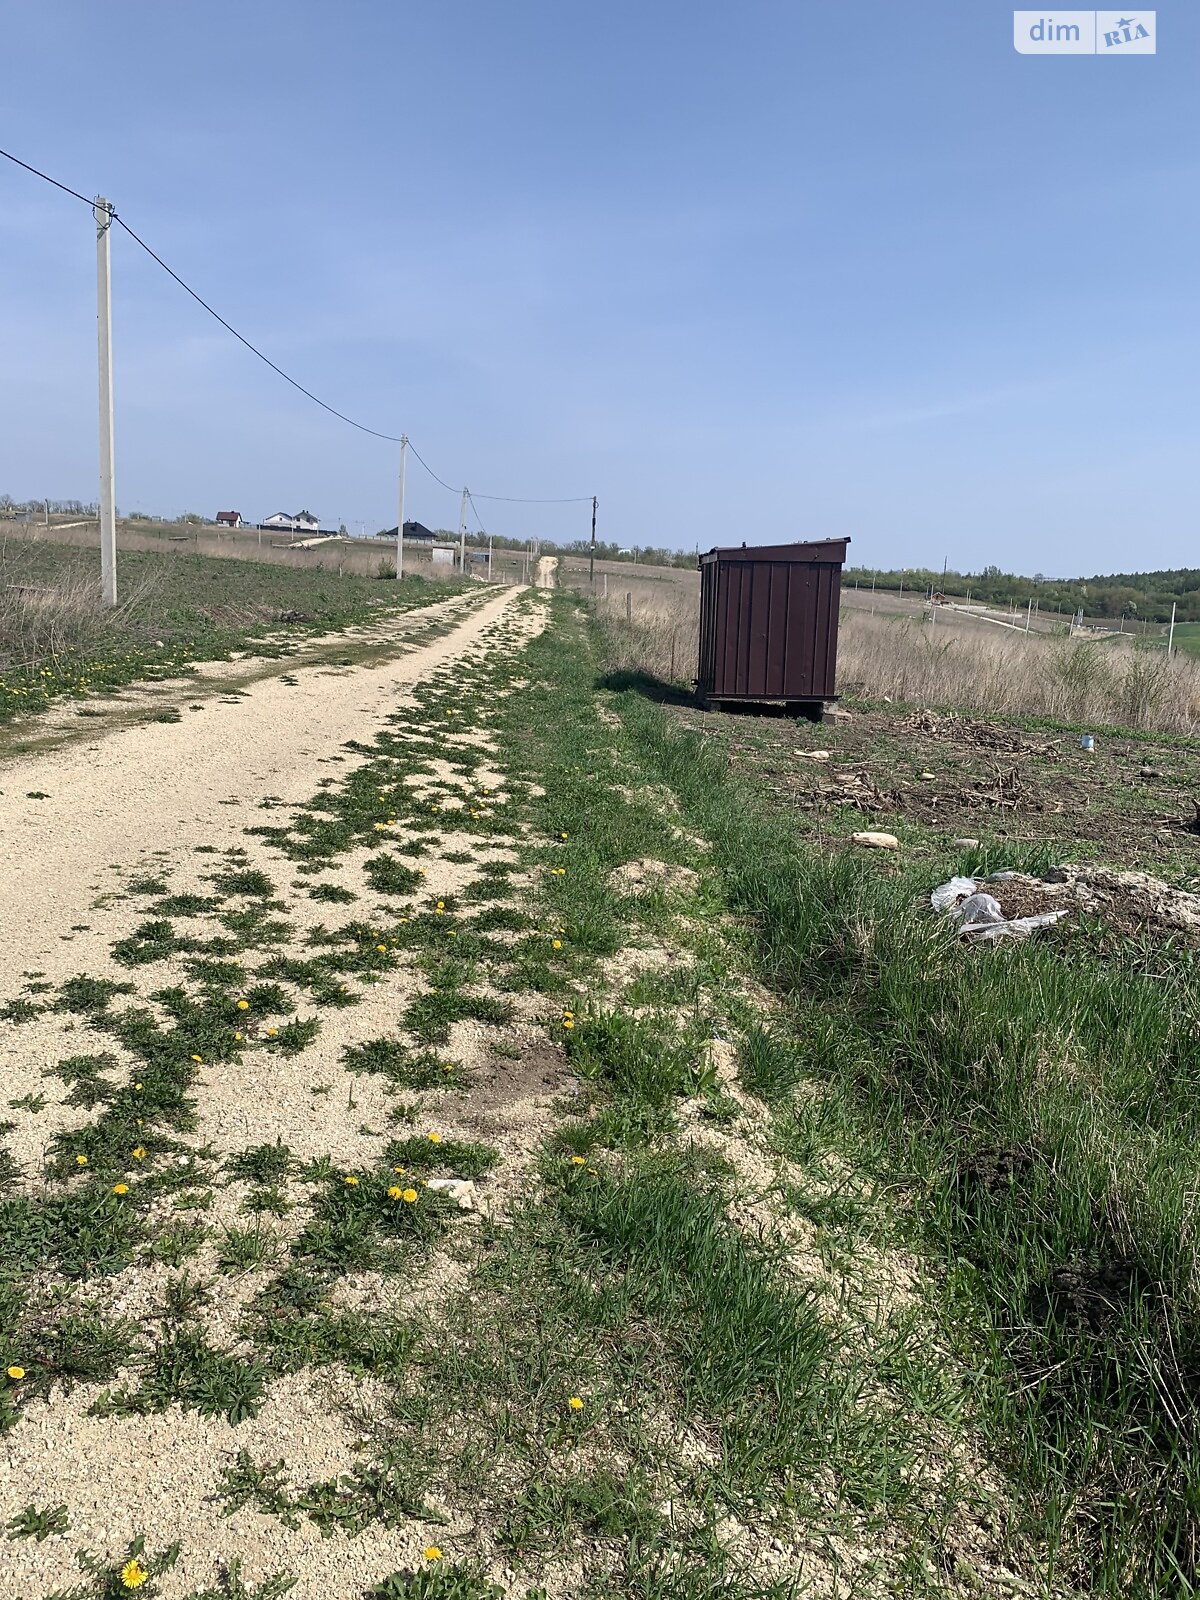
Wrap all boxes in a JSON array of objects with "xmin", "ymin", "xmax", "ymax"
[
  {"xmin": 94, "ymin": 196, "xmax": 117, "ymax": 606},
  {"xmin": 589, "ymin": 495, "xmax": 597, "ymax": 585},
  {"xmin": 395, "ymin": 435, "xmax": 407, "ymax": 581},
  {"xmin": 459, "ymin": 488, "xmax": 468, "ymax": 573}
]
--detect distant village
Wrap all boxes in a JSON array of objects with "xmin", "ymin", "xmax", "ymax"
[{"xmin": 214, "ymin": 509, "xmax": 440, "ymax": 543}]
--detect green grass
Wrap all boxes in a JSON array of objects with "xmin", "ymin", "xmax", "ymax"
[
  {"xmin": 0, "ymin": 543, "xmax": 465, "ymax": 725},
  {"xmin": 612, "ymin": 653, "xmax": 1200, "ymax": 1597}
]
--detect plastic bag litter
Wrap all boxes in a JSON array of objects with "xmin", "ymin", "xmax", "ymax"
[
  {"xmin": 930, "ymin": 875, "xmax": 1069, "ymax": 944},
  {"xmin": 955, "ymin": 892, "xmax": 1003, "ymax": 925},
  {"xmin": 930, "ymin": 876, "xmax": 978, "ymax": 911}
]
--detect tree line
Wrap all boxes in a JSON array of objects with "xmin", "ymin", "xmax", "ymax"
[{"xmin": 845, "ymin": 564, "xmax": 1200, "ymax": 624}]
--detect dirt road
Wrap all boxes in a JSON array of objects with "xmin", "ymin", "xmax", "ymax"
[{"xmin": 0, "ymin": 587, "xmax": 515, "ymax": 994}]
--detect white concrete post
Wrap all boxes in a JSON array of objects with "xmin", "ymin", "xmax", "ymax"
[
  {"xmin": 94, "ymin": 196, "xmax": 117, "ymax": 606},
  {"xmin": 396, "ymin": 435, "xmax": 407, "ymax": 581}
]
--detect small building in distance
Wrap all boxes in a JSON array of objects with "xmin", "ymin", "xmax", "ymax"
[
  {"xmin": 262, "ymin": 509, "xmax": 321, "ymax": 534},
  {"xmin": 215, "ymin": 510, "xmax": 243, "ymax": 528}
]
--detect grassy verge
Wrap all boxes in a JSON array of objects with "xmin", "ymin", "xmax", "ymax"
[
  {"xmin": 610, "ymin": 660, "xmax": 1200, "ymax": 1597},
  {"xmin": 0, "ymin": 542, "xmax": 466, "ymax": 723}
]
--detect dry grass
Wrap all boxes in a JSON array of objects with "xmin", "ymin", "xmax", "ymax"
[
  {"xmin": 840, "ymin": 607, "xmax": 1200, "ymax": 733},
  {"xmin": 557, "ymin": 561, "xmax": 700, "ymax": 684},
  {"xmin": 0, "ymin": 541, "xmax": 154, "ymax": 673},
  {"xmin": 573, "ymin": 559, "xmax": 1200, "ymax": 735}
]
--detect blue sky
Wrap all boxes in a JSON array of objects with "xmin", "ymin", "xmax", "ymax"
[{"xmin": 0, "ymin": 2, "xmax": 1192, "ymax": 575}]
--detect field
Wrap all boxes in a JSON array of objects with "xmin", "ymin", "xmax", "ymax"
[{"xmin": 1, "ymin": 554, "xmax": 1200, "ymax": 1597}]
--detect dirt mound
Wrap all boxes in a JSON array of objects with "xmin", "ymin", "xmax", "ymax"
[
  {"xmin": 942, "ymin": 866, "xmax": 1200, "ymax": 943},
  {"xmin": 609, "ymin": 858, "xmax": 700, "ymax": 897}
]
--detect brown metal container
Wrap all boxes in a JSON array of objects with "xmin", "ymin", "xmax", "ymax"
[{"xmin": 696, "ymin": 538, "xmax": 850, "ymax": 714}]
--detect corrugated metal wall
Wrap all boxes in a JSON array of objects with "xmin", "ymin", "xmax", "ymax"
[{"xmin": 696, "ymin": 539, "xmax": 848, "ymax": 705}]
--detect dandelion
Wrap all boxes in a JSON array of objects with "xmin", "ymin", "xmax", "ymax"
[
  {"xmin": 343, "ymin": 1175, "xmax": 360, "ymax": 1187},
  {"xmin": 132, "ymin": 1146, "xmax": 147, "ymax": 1161},
  {"xmin": 191, "ymin": 1054, "xmax": 203, "ymax": 1064},
  {"xmin": 266, "ymin": 1028, "xmax": 278, "ymax": 1038},
  {"xmin": 552, "ymin": 939, "xmax": 562, "ymax": 950},
  {"xmin": 376, "ymin": 944, "xmax": 388, "ymax": 953},
  {"xmin": 393, "ymin": 1165, "xmax": 406, "ymax": 1175},
  {"xmin": 568, "ymin": 1395, "xmax": 584, "ymax": 1411},
  {"xmin": 120, "ymin": 1557, "xmax": 149, "ymax": 1590},
  {"xmin": 75, "ymin": 1153, "xmax": 88, "ymax": 1167},
  {"xmin": 402, "ymin": 1188, "xmax": 419, "ymax": 1203},
  {"xmin": 423, "ymin": 1546, "xmax": 443, "ymax": 1562},
  {"xmin": 387, "ymin": 1185, "xmax": 404, "ymax": 1200},
  {"xmin": 428, "ymin": 1131, "xmax": 442, "ymax": 1144},
  {"xmin": 237, "ymin": 999, "xmax": 249, "ymax": 1011},
  {"xmin": 570, "ymin": 1155, "xmax": 586, "ymax": 1166},
  {"xmin": 112, "ymin": 1182, "xmax": 129, "ymax": 1195},
  {"xmin": 6, "ymin": 1365, "xmax": 24, "ymax": 1381},
  {"xmin": 134, "ymin": 1082, "xmax": 143, "ymax": 1092},
  {"xmin": 560, "ymin": 831, "xmax": 569, "ymax": 839},
  {"xmin": 234, "ymin": 1032, "xmax": 243, "ymax": 1042}
]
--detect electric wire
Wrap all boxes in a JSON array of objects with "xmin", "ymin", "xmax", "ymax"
[
  {"xmin": 0, "ymin": 144, "xmax": 595, "ymax": 508},
  {"xmin": 0, "ymin": 145, "xmax": 95, "ymax": 208}
]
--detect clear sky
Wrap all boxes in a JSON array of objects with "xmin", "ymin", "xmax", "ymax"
[{"xmin": 0, "ymin": 2, "xmax": 1193, "ymax": 575}]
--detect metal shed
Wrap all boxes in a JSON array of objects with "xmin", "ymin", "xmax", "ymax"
[{"xmin": 696, "ymin": 537, "xmax": 850, "ymax": 716}]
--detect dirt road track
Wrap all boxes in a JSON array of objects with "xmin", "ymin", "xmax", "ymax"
[{"xmin": 0, "ymin": 586, "xmax": 520, "ymax": 993}]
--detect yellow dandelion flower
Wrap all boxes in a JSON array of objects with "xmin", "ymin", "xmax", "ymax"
[
  {"xmin": 393, "ymin": 1165, "xmax": 406, "ymax": 1175},
  {"xmin": 552, "ymin": 939, "xmax": 562, "ymax": 950},
  {"xmin": 570, "ymin": 1155, "xmax": 586, "ymax": 1166},
  {"xmin": 376, "ymin": 944, "xmax": 388, "ymax": 953},
  {"xmin": 6, "ymin": 1365, "xmax": 25, "ymax": 1381},
  {"xmin": 568, "ymin": 1395, "xmax": 584, "ymax": 1410},
  {"xmin": 234, "ymin": 1031, "xmax": 243, "ymax": 1041},
  {"xmin": 561, "ymin": 831, "xmax": 568, "ymax": 839},
  {"xmin": 132, "ymin": 1146, "xmax": 146, "ymax": 1161},
  {"xmin": 112, "ymin": 1182, "xmax": 129, "ymax": 1195},
  {"xmin": 387, "ymin": 1185, "xmax": 403, "ymax": 1200},
  {"xmin": 236, "ymin": 999, "xmax": 249, "ymax": 1010},
  {"xmin": 427, "ymin": 1131, "xmax": 442, "ymax": 1144},
  {"xmin": 436, "ymin": 899, "xmax": 445, "ymax": 909},
  {"xmin": 190, "ymin": 1054, "xmax": 203, "ymax": 1063},
  {"xmin": 120, "ymin": 1557, "xmax": 149, "ymax": 1590},
  {"xmin": 266, "ymin": 1028, "xmax": 277, "ymax": 1038},
  {"xmin": 75, "ymin": 1154, "xmax": 88, "ymax": 1167},
  {"xmin": 423, "ymin": 1546, "xmax": 443, "ymax": 1562},
  {"xmin": 134, "ymin": 1082, "xmax": 143, "ymax": 1092},
  {"xmin": 402, "ymin": 1187, "xmax": 419, "ymax": 1203},
  {"xmin": 562, "ymin": 1017, "xmax": 575, "ymax": 1030},
  {"xmin": 343, "ymin": 1175, "xmax": 359, "ymax": 1187}
]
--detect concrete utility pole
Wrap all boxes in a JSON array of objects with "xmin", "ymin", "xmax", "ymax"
[
  {"xmin": 487, "ymin": 533, "xmax": 492, "ymax": 582},
  {"xmin": 458, "ymin": 487, "xmax": 469, "ymax": 573},
  {"xmin": 94, "ymin": 196, "xmax": 117, "ymax": 606},
  {"xmin": 1168, "ymin": 600, "xmax": 1177, "ymax": 657},
  {"xmin": 589, "ymin": 495, "xmax": 597, "ymax": 586},
  {"xmin": 1026, "ymin": 597, "xmax": 1033, "ymax": 632},
  {"xmin": 395, "ymin": 434, "xmax": 407, "ymax": 581}
]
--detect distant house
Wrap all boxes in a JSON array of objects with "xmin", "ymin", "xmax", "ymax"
[
  {"xmin": 379, "ymin": 520, "xmax": 438, "ymax": 543},
  {"xmin": 262, "ymin": 509, "xmax": 321, "ymax": 534},
  {"xmin": 215, "ymin": 510, "xmax": 243, "ymax": 528}
]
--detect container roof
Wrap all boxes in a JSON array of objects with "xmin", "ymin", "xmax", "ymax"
[{"xmin": 700, "ymin": 537, "xmax": 850, "ymax": 564}]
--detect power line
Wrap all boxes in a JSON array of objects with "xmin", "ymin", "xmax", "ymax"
[
  {"xmin": 406, "ymin": 439, "xmax": 459, "ymax": 495},
  {"xmin": 472, "ymin": 490, "xmax": 592, "ymax": 504},
  {"xmin": 0, "ymin": 144, "xmax": 595, "ymax": 508},
  {"xmin": 0, "ymin": 145, "xmax": 94, "ymax": 208},
  {"xmin": 115, "ymin": 214, "xmax": 405, "ymax": 444}
]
